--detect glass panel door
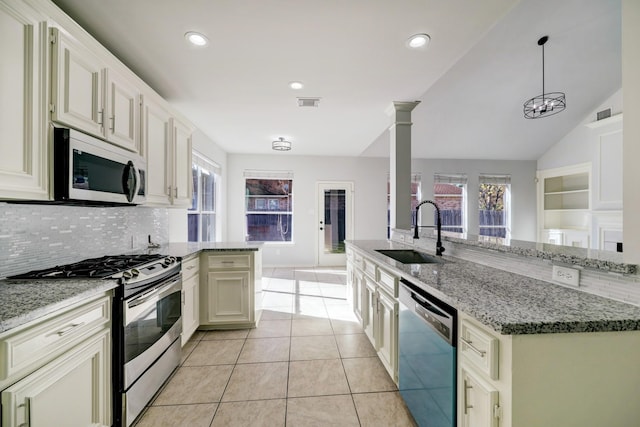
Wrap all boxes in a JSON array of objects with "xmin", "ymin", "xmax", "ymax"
[{"xmin": 317, "ymin": 182, "xmax": 353, "ymax": 266}]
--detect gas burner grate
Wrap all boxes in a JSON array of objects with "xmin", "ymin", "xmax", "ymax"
[{"xmin": 7, "ymin": 254, "xmax": 166, "ymax": 280}]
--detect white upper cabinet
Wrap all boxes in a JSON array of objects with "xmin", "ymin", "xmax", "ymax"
[
  {"xmin": 170, "ymin": 117, "xmax": 193, "ymax": 207},
  {"xmin": 0, "ymin": 0, "xmax": 48, "ymax": 200},
  {"xmin": 143, "ymin": 95, "xmax": 172, "ymax": 205},
  {"xmin": 51, "ymin": 28, "xmax": 141, "ymax": 152},
  {"xmin": 50, "ymin": 28, "xmax": 105, "ymax": 138},
  {"xmin": 105, "ymin": 68, "xmax": 141, "ymax": 152},
  {"xmin": 143, "ymin": 96, "xmax": 192, "ymax": 207}
]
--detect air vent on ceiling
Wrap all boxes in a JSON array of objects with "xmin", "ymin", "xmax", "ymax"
[
  {"xmin": 596, "ymin": 108, "xmax": 612, "ymax": 121},
  {"xmin": 297, "ymin": 97, "xmax": 320, "ymax": 107}
]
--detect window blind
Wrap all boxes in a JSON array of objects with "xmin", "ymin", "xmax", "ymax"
[
  {"xmin": 243, "ymin": 170, "xmax": 294, "ymax": 179},
  {"xmin": 479, "ymin": 174, "xmax": 511, "ymax": 185},
  {"xmin": 434, "ymin": 173, "xmax": 467, "ymax": 185}
]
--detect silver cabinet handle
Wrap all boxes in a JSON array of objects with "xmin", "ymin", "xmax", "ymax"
[
  {"xmin": 461, "ymin": 337, "xmax": 486, "ymax": 357},
  {"xmin": 110, "ymin": 115, "xmax": 115, "ymax": 131},
  {"xmin": 186, "ymin": 265, "xmax": 195, "ymax": 270},
  {"xmin": 98, "ymin": 109, "xmax": 104, "ymax": 125},
  {"xmin": 50, "ymin": 322, "xmax": 85, "ymax": 337},
  {"xmin": 463, "ymin": 379, "xmax": 473, "ymax": 414},
  {"xmin": 174, "ymin": 187, "xmax": 178, "ymax": 197}
]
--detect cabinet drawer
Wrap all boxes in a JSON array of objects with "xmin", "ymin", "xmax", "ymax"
[
  {"xmin": 460, "ymin": 320, "xmax": 499, "ymax": 380},
  {"xmin": 377, "ymin": 267, "xmax": 399, "ymax": 297},
  {"xmin": 205, "ymin": 253, "xmax": 251, "ymax": 269},
  {"xmin": 353, "ymin": 252, "xmax": 364, "ymax": 270},
  {"xmin": 363, "ymin": 257, "xmax": 377, "ymax": 279},
  {"xmin": 0, "ymin": 295, "xmax": 110, "ymax": 380},
  {"xmin": 182, "ymin": 255, "xmax": 199, "ymax": 279}
]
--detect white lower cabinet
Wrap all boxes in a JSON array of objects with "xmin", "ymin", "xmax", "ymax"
[
  {"xmin": 347, "ymin": 247, "xmax": 399, "ymax": 383},
  {"xmin": 181, "ymin": 254, "xmax": 200, "ymax": 346},
  {"xmin": 0, "ymin": 294, "xmax": 112, "ymax": 427},
  {"xmin": 199, "ymin": 250, "xmax": 262, "ymax": 328},
  {"xmin": 363, "ymin": 276, "xmax": 376, "ymax": 343},
  {"xmin": 376, "ymin": 287, "xmax": 398, "ymax": 379},
  {"xmin": 1, "ymin": 329, "xmax": 110, "ymax": 427},
  {"xmin": 461, "ymin": 367, "xmax": 500, "ymax": 427}
]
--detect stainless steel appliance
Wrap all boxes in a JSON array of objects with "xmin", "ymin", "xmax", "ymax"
[
  {"xmin": 398, "ymin": 278, "xmax": 457, "ymax": 427},
  {"xmin": 53, "ymin": 127, "xmax": 146, "ymax": 205},
  {"xmin": 8, "ymin": 254, "xmax": 182, "ymax": 427}
]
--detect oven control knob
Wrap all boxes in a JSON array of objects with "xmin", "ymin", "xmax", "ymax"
[
  {"xmin": 122, "ymin": 270, "xmax": 133, "ymax": 280},
  {"xmin": 162, "ymin": 258, "xmax": 172, "ymax": 267},
  {"xmin": 131, "ymin": 268, "xmax": 139, "ymax": 277}
]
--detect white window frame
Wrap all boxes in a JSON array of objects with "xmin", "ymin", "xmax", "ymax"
[
  {"xmin": 243, "ymin": 170, "xmax": 294, "ymax": 244},
  {"xmin": 188, "ymin": 151, "xmax": 220, "ymax": 242},
  {"xmin": 433, "ymin": 173, "xmax": 467, "ymax": 234},
  {"xmin": 478, "ymin": 174, "xmax": 511, "ymax": 239}
]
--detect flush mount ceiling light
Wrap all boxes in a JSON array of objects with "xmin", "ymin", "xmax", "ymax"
[
  {"xmin": 406, "ymin": 33, "xmax": 430, "ymax": 49},
  {"xmin": 185, "ymin": 31, "xmax": 209, "ymax": 47},
  {"xmin": 272, "ymin": 137, "xmax": 292, "ymax": 151},
  {"xmin": 289, "ymin": 81, "xmax": 304, "ymax": 90},
  {"xmin": 523, "ymin": 36, "xmax": 566, "ymax": 119}
]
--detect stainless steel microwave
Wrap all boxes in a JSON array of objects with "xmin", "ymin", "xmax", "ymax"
[{"xmin": 53, "ymin": 127, "xmax": 146, "ymax": 205}]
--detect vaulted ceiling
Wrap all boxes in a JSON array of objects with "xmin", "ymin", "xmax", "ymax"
[{"xmin": 52, "ymin": 0, "xmax": 621, "ymax": 160}]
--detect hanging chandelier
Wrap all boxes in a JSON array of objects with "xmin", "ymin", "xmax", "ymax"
[{"xmin": 523, "ymin": 36, "xmax": 566, "ymax": 119}]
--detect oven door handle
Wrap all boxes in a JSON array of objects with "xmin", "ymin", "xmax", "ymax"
[{"xmin": 128, "ymin": 275, "xmax": 181, "ymax": 308}]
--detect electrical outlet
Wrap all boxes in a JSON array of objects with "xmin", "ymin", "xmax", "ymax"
[{"xmin": 552, "ymin": 265, "xmax": 580, "ymax": 287}]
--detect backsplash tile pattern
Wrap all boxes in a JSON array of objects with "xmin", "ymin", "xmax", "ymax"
[
  {"xmin": 392, "ymin": 229, "xmax": 640, "ymax": 307},
  {"xmin": 0, "ymin": 203, "xmax": 169, "ymax": 279}
]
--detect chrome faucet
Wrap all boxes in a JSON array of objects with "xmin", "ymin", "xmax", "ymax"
[{"xmin": 414, "ymin": 200, "xmax": 445, "ymax": 256}]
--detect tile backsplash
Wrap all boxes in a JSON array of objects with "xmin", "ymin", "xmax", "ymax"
[{"xmin": 0, "ymin": 203, "xmax": 169, "ymax": 279}]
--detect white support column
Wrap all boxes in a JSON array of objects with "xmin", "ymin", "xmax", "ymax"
[
  {"xmin": 623, "ymin": 0, "xmax": 640, "ymax": 263},
  {"xmin": 387, "ymin": 101, "xmax": 420, "ymax": 231}
]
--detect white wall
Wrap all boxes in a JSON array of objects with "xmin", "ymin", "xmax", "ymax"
[
  {"xmin": 412, "ymin": 159, "xmax": 537, "ymax": 241},
  {"xmin": 537, "ymin": 89, "xmax": 623, "ymax": 171},
  {"xmin": 227, "ymin": 154, "xmax": 389, "ymax": 266}
]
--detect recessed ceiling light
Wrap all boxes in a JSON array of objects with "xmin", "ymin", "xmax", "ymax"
[
  {"xmin": 407, "ymin": 33, "xmax": 430, "ymax": 49},
  {"xmin": 289, "ymin": 81, "xmax": 304, "ymax": 90},
  {"xmin": 185, "ymin": 31, "xmax": 209, "ymax": 47}
]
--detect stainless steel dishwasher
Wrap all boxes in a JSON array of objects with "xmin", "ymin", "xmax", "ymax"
[{"xmin": 398, "ymin": 278, "xmax": 457, "ymax": 427}]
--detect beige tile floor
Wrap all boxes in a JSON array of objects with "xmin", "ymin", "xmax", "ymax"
[{"xmin": 133, "ymin": 267, "xmax": 416, "ymax": 427}]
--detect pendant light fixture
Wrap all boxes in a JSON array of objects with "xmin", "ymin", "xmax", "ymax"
[
  {"xmin": 523, "ymin": 36, "xmax": 566, "ymax": 119},
  {"xmin": 272, "ymin": 137, "xmax": 292, "ymax": 151}
]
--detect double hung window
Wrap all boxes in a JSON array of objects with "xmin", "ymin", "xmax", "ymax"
[
  {"xmin": 433, "ymin": 174, "xmax": 467, "ymax": 233},
  {"xmin": 188, "ymin": 152, "xmax": 220, "ymax": 242},
  {"xmin": 244, "ymin": 171, "xmax": 293, "ymax": 242},
  {"xmin": 478, "ymin": 174, "xmax": 510, "ymax": 238}
]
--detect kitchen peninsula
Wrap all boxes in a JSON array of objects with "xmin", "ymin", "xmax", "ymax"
[{"xmin": 346, "ymin": 239, "xmax": 640, "ymax": 427}]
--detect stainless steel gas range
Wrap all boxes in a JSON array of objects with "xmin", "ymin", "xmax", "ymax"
[{"xmin": 9, "ymin": 254, "xmax": 182, "ymax": 427}]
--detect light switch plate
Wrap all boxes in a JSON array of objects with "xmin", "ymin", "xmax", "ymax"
[{"xmin": 552, "ymin": 265, "xmax": 580, "ymax": 287}]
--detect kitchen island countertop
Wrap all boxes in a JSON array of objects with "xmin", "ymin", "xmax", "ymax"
[{"xmin": 346, "ymin": 240, "xmax": 640, "ymax": 335}]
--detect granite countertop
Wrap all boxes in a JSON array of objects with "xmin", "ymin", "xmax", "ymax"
[
  {"xmin": 346, "ymin": 240, "xmax": 640, "ymax": 335},
  {"xmin": 0, "ymin": 279, "xmax": 119, "ymax": 334},
  {"xmin": 0, "ymin": 242, "xmax": 263, "ymax": 334}
]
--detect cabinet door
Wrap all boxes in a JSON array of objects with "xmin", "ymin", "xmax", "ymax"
[
  {"xmin": 0, "ymin": 1, "xmax": 48, "ymax": 200},
  {"xmin": 205, "ymin": 271, "xmax": 251, "ymax": 324},
  {"xmin": 51, "ymin": 28, "xmax": 105, "ymax": 138},
  {"xmin": 105, "ymin": 69, "xmax": 140, "ymax": 152},
  {"xmin": 363, "ymin": 278, "xmax": 377, "ymax": 346},
  {"xmin": 181, "ymin": 272, "xmax": 200, "ymax": 346},
  {"xmin": 352, "ymin": 270, "xmax": 363, "ymax": 323},
  {"xmin": 1, "ymin": 329, "xmax": 111, "ymax": 427},
  {"xmin": 143, "ymin": 96, "xmax": 172, "ymax": 205},
  {"xmin": 461, "ymin": 367, "xmax": 500, "ymax": 427},
  {"xmin": 377, "ymin": 288, "xmax": 398, "ymax": 382},
  {"xmin": 170, "ymin": 118, "xmax": 193, "ymax": 207}
]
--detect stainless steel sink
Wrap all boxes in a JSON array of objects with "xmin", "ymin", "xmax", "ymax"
[{"xmin": 375, "ymin": 249, "xmax": 446, "ymax": 264}]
